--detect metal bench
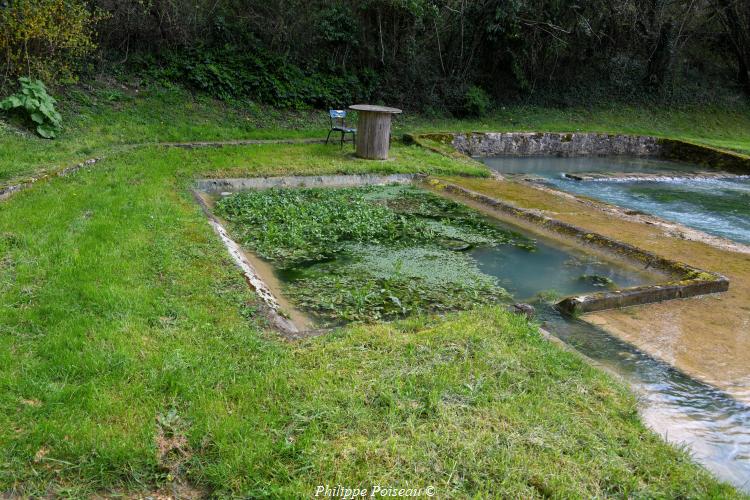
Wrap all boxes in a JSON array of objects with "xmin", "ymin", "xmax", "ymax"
[{"xmin": 325, "ymin": 109, "xmax": 356, "ymax": 148}]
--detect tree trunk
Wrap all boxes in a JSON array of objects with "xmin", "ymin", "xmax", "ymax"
[
  {"xmin": 647, "ymin": 20, "xmax": 676, "ymax": 91},
  {"xmin": 714, "ymin": 0, "xmax": 750, "ymax": 95}
]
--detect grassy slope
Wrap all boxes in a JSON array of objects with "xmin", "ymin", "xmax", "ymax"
[
  {"xmin": 0, "ymin": 85, "xmax": 327, "ymax": 186},
  {"xmin": 0, "ymin": 141, "xmax": 742, "ymax": 497},
  {"xmin": 2, "ymin": 81, "xmax": 749, "ymax": 186},
  {"xmin": 0, "ymin": 84, "xmax": 747, "ymax": 496}
]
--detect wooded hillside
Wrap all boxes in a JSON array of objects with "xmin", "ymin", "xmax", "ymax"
[{"xmin": 1, "ymin": 0, "xmax": 749, "ymax": 112}]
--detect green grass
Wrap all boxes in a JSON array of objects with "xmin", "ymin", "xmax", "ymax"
[
  {"xmin": 0, "ymin": 141, "xmax": 743, "ymax": 497},
  {"xmin": 0, "ymin": 84, "xmax": 328, "ymax": 186},
  {"xmin": 0, "ymin": 83, "xmax": 747, "ymax": 495},
  {"xmin": 399, "ymin": 105, "xmax": 750, "ymax": 155},
  {"xmin": 2, "ymin": 80, "xmax": 749, "ymax": 187}
]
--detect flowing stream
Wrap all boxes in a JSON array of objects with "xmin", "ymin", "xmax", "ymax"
[
  {"xmin": 538, "ymin": 309, "xmax": 750, "ymax": 492},
  {"xmin": 480, "ymin": 156, "xmax": 750, "ymax": 244},
  {"xmin": 476, "ymin": 155, "xmax": 750, "ymax": 491}
]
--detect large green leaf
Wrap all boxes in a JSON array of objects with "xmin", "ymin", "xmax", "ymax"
[
  {"xmin": 2, "ymin": 77, "xmax": 61, "ymax": 139},
  {"xmin": 36, "ymin": 123, "xmax": 56, "ymax": 139},
  {"xmin": 0, "ymin": 95, "xmax": 23, "ymax": 109}
]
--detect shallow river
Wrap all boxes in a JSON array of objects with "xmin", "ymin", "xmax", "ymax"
[
  {"xmin": 480, "ymin": 156, "xmax": 750, "ymax": 244},
  {"xmin": 477, "ymin": 155, "xmax": 750, "ymax": 491},
  {"xmin": 541, "ymin": 310, "xmax": 750, "ymax": 492}
]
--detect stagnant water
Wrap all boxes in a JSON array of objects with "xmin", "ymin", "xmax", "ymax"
[
  {"xmin": 480, "ymin": 156, "xmax": 750, "ymax": 244},
  {"xmin": 470, "ymin": 235, "xmax": 654, "ymax": 300}
]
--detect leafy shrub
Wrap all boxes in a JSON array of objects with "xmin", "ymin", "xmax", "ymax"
[
  {"xmin": 0, "ymin": 78, "xmax": 62, "ymax": 138},
  {"xmin": 463, "ymin": 86, "xmax": 492, "ymax": 117},
  {"xmin": 0, "ymin": 0, "xmax": 106, "ymax": 87},
  {"xmin": 144, "ymin": 46, "xmax": 377, "ymax": 109}
]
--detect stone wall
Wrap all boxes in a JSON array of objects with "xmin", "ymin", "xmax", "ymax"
[
  {"xmin": 449, "ymin": 132, "xmax": 662, "ymax": 157},
  {"xmin": 408, "ymin": 131, "xmax": 750, "ymax": 174}
]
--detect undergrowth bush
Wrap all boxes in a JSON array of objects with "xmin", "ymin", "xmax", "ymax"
[
  {"xmin": 463, "ymin": 86, "xmax": 492, "ymax": 117},
  {"xmin": 0, "ymin": 78, "xmax": 62, "ymax": 138},
  {"xmin": 0, "ymin": 0, "xmax": 106, "ymax": 87},
  {"xmin": 140, "ymin": 46, "xmax": 377, "ymax": 108}
]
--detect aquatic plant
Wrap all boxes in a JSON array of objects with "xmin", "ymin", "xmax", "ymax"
[
  {"xmin": 578, "ymin": 274, "xmax": 617, "ymax": 289},
  {"xmin": 215, "ymin": 186, "xmax": 422, "ymax": 267},
  {"xmin": 285, "ymin": 267, "xmax": 508, "ymax": 323},
  {"xmin": 216, "ymin": 185, "xmax": 532, "ymax": 322},
  {"xmin": 215, "ymin": 185, "xmax": 535, "ymax": 268},
  {"xmin": 347, "ymin": 245, "xmax": 498, "ymax": 287}
]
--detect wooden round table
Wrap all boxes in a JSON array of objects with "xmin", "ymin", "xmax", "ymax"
[{"xmin": 349, "ymin": 104, "xmax": 402, "ymax": 160}]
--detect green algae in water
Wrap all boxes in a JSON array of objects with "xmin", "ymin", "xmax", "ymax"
[
  {"xmin": 283, "ymin": 244, "xmax": 509, "ymax": 323},
  {"xmin": 286, "ymin": 262, "xmax": 508, "ymax": 323},
  {"xmin": 215, "ymin": 185, "xmax": 532, "ymax": 322},
  {"xmin": 215, "ymin": 185, "xmax": 534, "ymax": 268}
]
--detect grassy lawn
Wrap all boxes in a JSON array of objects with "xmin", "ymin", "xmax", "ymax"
[
  {"xmin": 0, "ymin": 136, "xmax": 743, "ymax": 497},
  {"xmin": 1, "ymin": 84, "xmax": 747, "ymax": 496},
  {"xmin": 2, "ymin": 81, "xmax": 749, "ymax": 187}
]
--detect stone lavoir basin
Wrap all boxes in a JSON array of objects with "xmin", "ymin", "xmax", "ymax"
[
  {"xmin": 193, "ymin": 174, "xmax": 749, "ymax": 492},
  {"xmin": 193, "ymin": 175, "xmax": 726, "ymax": 333}
]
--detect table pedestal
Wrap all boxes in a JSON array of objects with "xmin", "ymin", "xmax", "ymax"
[
  {"xmin": 355, "ymin": 111, "xmax": 393, "ymax": 160},
  {"xmin": 349, "ymin": 105, "xmax": 402, "ymax": 160}
]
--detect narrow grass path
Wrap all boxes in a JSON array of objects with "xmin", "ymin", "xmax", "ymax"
[
  {"xmin": 2, "ymin": 84, "xmax": 749, "ymax": 188},
  {"xmin": 0, "ymin": 143, "xmax": 742, "ymax": 497}
]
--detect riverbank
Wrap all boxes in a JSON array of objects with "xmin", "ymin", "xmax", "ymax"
[{"xmin": 444, "ymin": 176, "xmax": 750, "ymax": 403}]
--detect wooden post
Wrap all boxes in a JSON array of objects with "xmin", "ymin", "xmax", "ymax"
[{"xmin": 349, "ymin": 105, "xmax": 402, "ymax": 160}]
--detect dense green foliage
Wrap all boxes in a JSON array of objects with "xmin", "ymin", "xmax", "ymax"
[
  {"xmin": 216, "ymin": 185, "xmax": 533, "ymax": 322},
  {"xmin": 2, "ymin": 1, "xmax": 749, "ymax": 110},
  {"xmin": 215, "ymin": 185, "xmax": 529, "ymax": 268},
  {"xmin": 0, "ymin": 78, "xmax": 62, "ymax": 138},
  {"xmin": 141, "ymin": 47, "xmax": 377, "ymax": 109},
  {"xmin": 0, "ymin": 0, "xmax": 104, "ymax": 86}
]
